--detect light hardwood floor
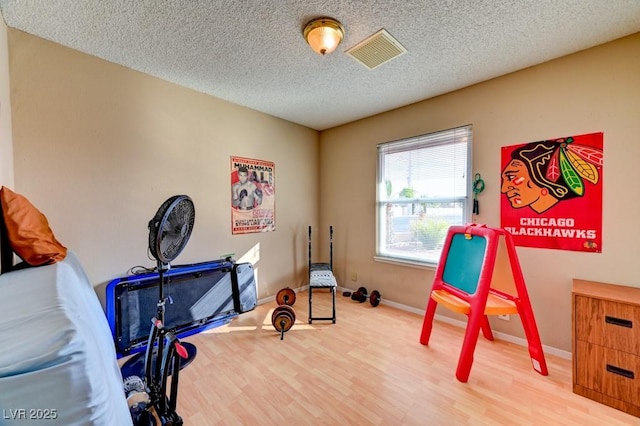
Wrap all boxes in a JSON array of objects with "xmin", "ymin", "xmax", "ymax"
[{"xmin": 173, "ymin": 290, "xmax": 638, "ymax": 425}]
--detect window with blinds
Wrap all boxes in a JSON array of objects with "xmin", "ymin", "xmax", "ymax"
[{"xmin": 376, "ymin": 125, "xmax": 472, "ymax": 266}]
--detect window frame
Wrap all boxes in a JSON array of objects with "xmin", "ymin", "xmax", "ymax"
[{"xmin": 375, "ymin": 125, "xmax": 473, "ymax": 268}]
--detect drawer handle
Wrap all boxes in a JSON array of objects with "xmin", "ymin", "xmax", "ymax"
[
  {"xmin": 606, "ymin": 364, "xmax": 635, "ymax": 379},
  {"xmin": 605, "ymin": 315, "xmax": 633, "ymax": 328}
]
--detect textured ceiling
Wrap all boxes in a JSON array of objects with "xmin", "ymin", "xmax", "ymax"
[{"xmin": 1, "ymin": 1, "xmax": 639, "ymax": 131}]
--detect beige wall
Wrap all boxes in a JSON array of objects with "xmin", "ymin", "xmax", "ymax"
[
  {"xmin": 6, "ymin": 24, "xmax": 640, "ymax": 352},
  {"xmin": 0, "ymin": 15, "xmax": 13, "ymax": 187},
  {"xmin": 320, "ymin": 33, "xmax": 640, "ymax": 352},
  {"xmin": 7, "ymin": 29, "xmax": 319, "ymax": 304}
]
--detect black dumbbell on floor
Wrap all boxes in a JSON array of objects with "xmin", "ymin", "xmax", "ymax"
[
  {"xmin": 272, "ymin": 287, "xmax": 297, "ymax": 340},
  {"xmin": 349, "ymin": 286, "xmax": 381, "ymax": 307}
]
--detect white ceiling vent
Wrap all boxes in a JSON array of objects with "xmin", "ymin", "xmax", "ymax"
[{"xmin": 346, "ymin": 29, "xmax": 407, "ymax": 70}]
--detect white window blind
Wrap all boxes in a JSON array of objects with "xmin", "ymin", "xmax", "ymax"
[{"xmin": 376, "ymin": 125, "xmax": 472, "ymax": 266}]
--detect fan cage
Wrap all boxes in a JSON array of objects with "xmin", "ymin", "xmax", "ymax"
[{"xmin": 148, "ymin": 195, "xmax": 195, "ymax": 264}]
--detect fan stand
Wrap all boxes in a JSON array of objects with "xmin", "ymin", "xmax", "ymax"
[
  {"xmin": 151, "ymin": 260, "xmax": 198, "ymax": 375},
  {"xmin": 120, "ymin": 263, "xmax": 197, "ymax": 426}
]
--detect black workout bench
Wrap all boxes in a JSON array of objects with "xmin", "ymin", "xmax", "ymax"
[{"xmin": 307, "ymin": 225, "xmax": 337, "ymax": 324}]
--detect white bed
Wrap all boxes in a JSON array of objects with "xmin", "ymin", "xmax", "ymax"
[{"xmin": 0, "ymin": 251, "xmax": 132, "ymax": 425}]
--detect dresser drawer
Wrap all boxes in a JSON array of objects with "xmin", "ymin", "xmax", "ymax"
[
  {"xmin": 574, "ymin": 295, "xmax": 640, "ymax": 354},
  {"xmin": 575, "ymin": 340, "xmax": 640, "ymax": 406}
]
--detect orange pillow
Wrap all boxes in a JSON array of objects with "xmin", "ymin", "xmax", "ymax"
[{"xmin": 0, "ymin": 187, "xmax": 67, "ymax": 266}]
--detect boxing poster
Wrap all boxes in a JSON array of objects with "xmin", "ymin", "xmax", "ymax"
[
  {"xmin": 231, "ymin": 156, "xmax": 275, "ymax": 234},
  {"xmin": 500, "ymin": 132, "xmax": 603, "ymax": 252}
]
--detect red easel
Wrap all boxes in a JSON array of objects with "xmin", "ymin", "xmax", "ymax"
[{"xmin": 419, "ymin": 224, "xmax": 548, "ymax": 382}]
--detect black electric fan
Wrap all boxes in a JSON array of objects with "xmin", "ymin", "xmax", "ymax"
[
  {"xmin": 124, "ymin": 195, "xmax": 196, "ymax": 426},
  {"xmin": 146, "ymin": 194, "xmax": 195, "ymax": 425}
]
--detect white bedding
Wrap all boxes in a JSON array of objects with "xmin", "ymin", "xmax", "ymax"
[{"xmin": 0, "ymin": 252, "xmax": 131, "ymax": 425}]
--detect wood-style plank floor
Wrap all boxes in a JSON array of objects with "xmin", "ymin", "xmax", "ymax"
[{"xmin": 173, "ymin": 290, "xmax": 638, "ymax": 425}]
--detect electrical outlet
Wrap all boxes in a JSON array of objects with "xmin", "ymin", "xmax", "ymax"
[
  {"xmin": 350, "ymin": 272, "xmax": 357, "ymax": 281},
  {"xmin": 498, "ymin": 314, "xmax": 510, "ymax": 321}
]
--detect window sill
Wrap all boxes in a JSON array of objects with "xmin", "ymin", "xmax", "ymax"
[{"xmin": 373, "ymin": 256, "xmax": 437, "ymax": 271}]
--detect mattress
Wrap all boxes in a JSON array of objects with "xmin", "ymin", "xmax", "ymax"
[{"xmin": 0, "ymin": 251, "xmax": 131, "ymax": 425}]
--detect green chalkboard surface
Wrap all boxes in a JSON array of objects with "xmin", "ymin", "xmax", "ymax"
[{"xmin": 442, "ymin": 233, "xmax": 487, "ymax": 294}]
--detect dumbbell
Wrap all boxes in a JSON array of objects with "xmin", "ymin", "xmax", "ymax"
[
  {"xmin": 272, "ymin": 305, "xmax": 295, "ymax": 340},
  {"xmin": 272, "ymin": 287, "xmax": 297, "ymax": 340},
  {"xmin": 350, "ymin": 286, "xmax": 382, "ymax": 307},
  {"xmin": 275, "ymin": 287, "xmax": 296, "ymax": 306}
]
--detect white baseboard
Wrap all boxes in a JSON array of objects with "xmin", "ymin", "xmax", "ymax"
[{"xmin": 258, "ymin": 285, "xmax": 571, "ymax": 360}]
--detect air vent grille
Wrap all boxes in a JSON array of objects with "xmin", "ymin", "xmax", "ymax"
[{"xmin": 346, "ymin": 29, "xmax": 407, "ymax": 70}]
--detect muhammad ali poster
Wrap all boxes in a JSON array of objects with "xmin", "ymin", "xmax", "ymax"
[
  {"xmin": 231, "ymin": 156, "xmax": 275, "ymax": 234},
  {"xmin": 500, "ymin": 132, "xmax": 603, "ymax": 252}
]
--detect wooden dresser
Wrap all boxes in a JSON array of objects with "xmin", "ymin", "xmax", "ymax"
[{"xmin": 572, "ymin": 279, "xmax": 640, "ymax": 417}]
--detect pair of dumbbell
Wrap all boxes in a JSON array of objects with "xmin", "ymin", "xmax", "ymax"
[
  {"xmin": 348, "ymin": 286, "xmax": 381, "ymax": 307},
  {"xmin": 272, "ymin": 287, "xmax": 296, "ymax": 340}
]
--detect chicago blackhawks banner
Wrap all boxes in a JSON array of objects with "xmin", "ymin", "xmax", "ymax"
[
  {"xmin": 231, "ymin": 156, "xmax": 275, "ymax": 234},
  {"xmin": 500, "ymin": 132, "xmax": 603, "ymax": 252}
]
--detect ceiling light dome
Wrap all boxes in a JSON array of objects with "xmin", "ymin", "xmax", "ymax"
[{"xmin": 303, "ymin": 17, "xmax": 344, "ymax": 56}]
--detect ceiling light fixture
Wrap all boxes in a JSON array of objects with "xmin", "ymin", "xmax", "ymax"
[{"xmin": 303, "ymin": 17, "xmax": 344, "ymax": 56}]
